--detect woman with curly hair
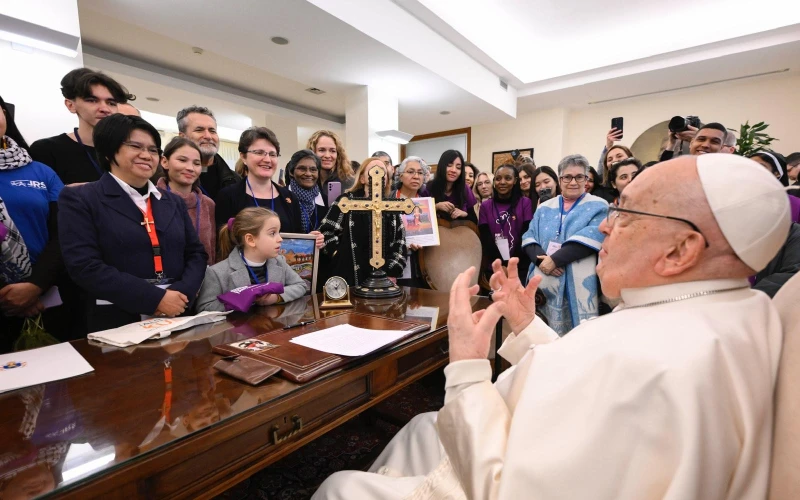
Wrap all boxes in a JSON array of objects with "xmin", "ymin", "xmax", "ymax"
[{"xmin": 306, "ymin": 130, "xmax": 355, "ymax": 199}]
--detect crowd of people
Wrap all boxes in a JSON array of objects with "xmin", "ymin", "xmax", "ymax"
[{"xmin": 0, "ymin": 67, "xmax": 798, "ymax": 352}]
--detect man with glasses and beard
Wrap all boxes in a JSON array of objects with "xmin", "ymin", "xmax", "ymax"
[{"xmin": 175, "ymin": 106, "xmax": 239, "ymax": 201}]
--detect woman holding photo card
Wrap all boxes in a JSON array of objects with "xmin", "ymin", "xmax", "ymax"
[
  {"xmin": 478, "ymin": 164, "xmax": 532, "ymax": 282},
  {"xmin": 395, "ymin": 157, "xmax": 431, "ymax": 289}
]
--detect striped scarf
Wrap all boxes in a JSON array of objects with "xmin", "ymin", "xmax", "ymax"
[{"xmin": 290, "ymin": 179, "xmax": 320, "ymax": 232}]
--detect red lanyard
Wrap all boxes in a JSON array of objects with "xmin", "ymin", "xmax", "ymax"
[
  {"xmin": 140, "ymin": 198, "xmax": 164, "ymax": 280},
  {"xmin": 162, "ymin": 360, "xmax": 173, "ymax": 423}
]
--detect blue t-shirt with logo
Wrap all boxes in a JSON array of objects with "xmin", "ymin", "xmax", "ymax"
[{"xmin": 0, "ymin": 161, "xmax": 64, "ymax": 263}]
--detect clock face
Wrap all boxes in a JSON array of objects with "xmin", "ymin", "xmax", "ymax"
[{"xmin": 325, "ymin": 277, "xmax": 348, "ymax": 300}]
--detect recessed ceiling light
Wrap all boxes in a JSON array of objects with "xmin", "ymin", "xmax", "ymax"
[
  {"xmin": 146, "ymin": 97, "xmax": 160, "ymax": 102},
  {"xmin": 271, "ymin": 36, "xmax": 289, "ymax": 45},
  {"xmin": 305, "ymin": 87, "xmax": 326, "ymax": 95},
  {"xmin": 440, "ymin": 110, "xmax": 451, "ymax": 115}
]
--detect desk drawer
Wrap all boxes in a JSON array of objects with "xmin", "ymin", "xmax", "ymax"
[
  {"xmin": 152, "ymin": 376, "xmax": 370, "ymax": 497},
  {"xmin": 396, "ymin": 336, "xmax": 448, "ymax": 379}
]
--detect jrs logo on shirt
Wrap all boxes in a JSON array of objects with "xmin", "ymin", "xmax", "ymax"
[{"xmin": 10, "ymin": 180, "xmax": 48, "ymax": 190}]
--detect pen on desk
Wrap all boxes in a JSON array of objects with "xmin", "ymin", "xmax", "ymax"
[{"xmin": 283, "ymin": 320, "xmax": 316, "ymax": 330}]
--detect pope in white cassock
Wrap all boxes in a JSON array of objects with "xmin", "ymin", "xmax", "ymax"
[{"xmin": 313, "ymin": 154, "xmax": 791, "ymax": 500}]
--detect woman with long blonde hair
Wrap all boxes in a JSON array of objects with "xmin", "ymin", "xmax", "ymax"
[{"xmin": 306, "ymin": 130, "xmax": 355, "ymax": 197}]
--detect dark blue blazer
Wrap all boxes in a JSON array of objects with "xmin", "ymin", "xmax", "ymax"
[{"xmin": 58, "ymin": 174, "xmax": 208, "ymax": 326}]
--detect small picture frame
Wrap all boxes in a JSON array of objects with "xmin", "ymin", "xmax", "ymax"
[
  {"xmin": 404, "ymin": 305, "xmax": 440, "ymax": 332},
  {"xmin": 279, "ymin": 233, "xmax": 320, "ymax": 296},
  {"xmin": 492, "ymin": 148, "xmax": 534, "ymax": 173},
  {"xmin": 401, "ymin": 197, "xmax": 440, "ymax": 247}
]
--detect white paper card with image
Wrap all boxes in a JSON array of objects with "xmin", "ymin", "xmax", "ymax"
[
  {"xmin": 87, "ymin": 311, "xmax": 230, "ymax": 348},
  {"xmin": 0, "ymin": 343, "xmax": 94, "ymax": 394}
]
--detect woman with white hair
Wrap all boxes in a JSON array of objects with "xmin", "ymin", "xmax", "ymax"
[
  {"xmin": 394, "ymin": 156, "xmax": 430, "ymax": 288},
  {"xmin": 520, "ymin": 154, "xmax": 608, "ymax": 335}
]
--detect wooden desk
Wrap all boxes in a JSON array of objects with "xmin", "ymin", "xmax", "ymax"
[{"xmin": 0, "ymin": 288, "xmax": 489, "ymax": 499}]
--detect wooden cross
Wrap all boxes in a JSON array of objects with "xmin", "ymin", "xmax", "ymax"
[
  {"xmin": 141, "ymin": 216, "xmax": 155, "ymax": 233},
  {"xmin": 338, "ymin": 165, "xmax": 415, "ymax": 268}
]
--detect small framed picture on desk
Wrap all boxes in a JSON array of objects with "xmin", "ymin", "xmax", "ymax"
[{"xmin": 279, "ymin": 233, "xmax": 320, "ymax": 296}]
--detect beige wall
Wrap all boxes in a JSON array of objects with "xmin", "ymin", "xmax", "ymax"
[
  {"xmin": 471, "ymin": 107, "xmax": 569, "ymax": 171},
  {"xmin": 469, "ymin": 72, "xmax": 800, "ymax": 171}
]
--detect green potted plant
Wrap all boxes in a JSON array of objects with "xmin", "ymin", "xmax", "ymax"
[{"xmin": 735, "ymin": 121, "xmax": 778, "ymax": 157}]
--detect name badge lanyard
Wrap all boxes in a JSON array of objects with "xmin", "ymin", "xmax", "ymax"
[
  {"xmin": 166, "ymin": 183, "xmax": 201, "ymax": 236},
  {"xmin": 239, "ymin": 249, "xmax": 268, "ymax": 284},
  {"xmin": 140, "ymin": 198, "xmax": 165, "ymax": 281},
  {"xmin": 246, "ymin": 177, "xmax": 275, "ymax": 212},
  {"xmin": 555, "ymin": 193, "xmax": 585, "ymax": 241},
  {"xmin": 74, "ymin": 128, "xmax": 103, "ymax": 177}
]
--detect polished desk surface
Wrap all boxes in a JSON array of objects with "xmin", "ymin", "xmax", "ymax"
[{"xmin": 0, "ymin": 288, "xmax": 488, "ymax": 499}]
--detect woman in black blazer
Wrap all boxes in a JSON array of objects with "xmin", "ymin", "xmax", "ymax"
[
  {"xmin": 215, "ymin": 127, "xmax": 323, "ymax": 259},
  {"xmin": 58, "ymin": 114, "xmax": 207, "ymax": 332}
]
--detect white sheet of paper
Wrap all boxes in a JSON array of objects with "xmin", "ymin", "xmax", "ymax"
[
  {"xmin": 41, "ymin": 286, "xmax": 62, "ymax": 309},
  {"xmin": 289, "ymin": 324, "xmax": 411, "ymax": 356},
  {"xmin": 546, "ymin": 241, "xmax": 562, "ymax": 256},
  {"xmin": 0, "ymin": 343, "xmax": 94, "ymax": 394},
  {"xmin": 495, "ymin": 237, "xmax": 511, "ymax": 260}
]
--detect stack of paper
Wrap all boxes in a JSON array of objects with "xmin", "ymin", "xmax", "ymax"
[
  {"xmin": 0, "ymin": 343, "xmax": 94, "ymax": 394},
  {"xmin": 88, "ymin": 311, "xmax": 230, "ymax": 347},
  {"xmin": 289, "ymin": 324, "xmax": 411, "ymax": 356}
]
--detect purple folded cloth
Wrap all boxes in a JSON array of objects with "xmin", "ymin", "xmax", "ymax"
[
  {"xmin": 217, "ymin": 282, "xmax": 285, "ymax": 312},
  {"xmin": 0, "ymin": 224, "xmax": 8, "ymax": 242}
]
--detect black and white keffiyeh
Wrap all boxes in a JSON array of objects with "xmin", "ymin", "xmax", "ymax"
[
  {"xmin": 0, "ymin": 136, "xmax": 33, "ymax": 170},
  {"xmin": 0, "ymin": 197, "xmax": 32, "ymax": 284}
]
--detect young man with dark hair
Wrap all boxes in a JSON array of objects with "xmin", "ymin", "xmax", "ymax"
[
  {"xmin": 175, "ymin": 105, "xmax": 239, "ymax": 200},
  {"xmin": 29, "ymin": 68, "xmax": 132, "ymax": 185},
  {"xmin": 659, "ymin": 122, "xmax": 728, "ymax": 162}
]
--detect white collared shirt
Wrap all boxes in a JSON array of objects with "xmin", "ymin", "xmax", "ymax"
[{"xmin": 109, "ymin": 173, "xmax": 162, "ymax": 212}]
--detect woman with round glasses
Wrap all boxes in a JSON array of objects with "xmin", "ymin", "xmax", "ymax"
[
  {"xmin": 285, "ymin": 149, "xmax": 327, "ymax": 233},
  {"xmin": 521, "ymin": 154, "xmax": 608, "ymax": 335},
  {"xmin": 216, "ymin": 127, "xmax": 323, "ymax": 254},
  {"xmin": 58, "ymin": 114, "xmax": 207, "ymax": 331},
  {"xmin": 394, "ymin": 156, "xmax": 430, "ymax": 288}
]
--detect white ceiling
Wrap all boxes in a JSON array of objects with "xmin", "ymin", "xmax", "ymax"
[
  {"xmin": 76, "ymin": 0, "xmax": 510, "ymax": 134},
  {"xmin": 410, "ymin": 0, "xmax": 800, "ymax": 84},
  {"xmin": 76, "ymin": 0, "xmax": 800, "ymax": 135}
]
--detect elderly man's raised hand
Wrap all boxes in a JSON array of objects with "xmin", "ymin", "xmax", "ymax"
[
  {"xmin": 447, "ymin": 266, "xmax": 505, "ymax": 362},
  {"xmin": 489, "ymin": 258, "xmax": 541, "ymax": 334}
]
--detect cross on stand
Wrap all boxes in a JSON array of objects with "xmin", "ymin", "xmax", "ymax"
[{"xmin": 338, "ymin": 165, "xmax": 415, "ymax": 298}]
